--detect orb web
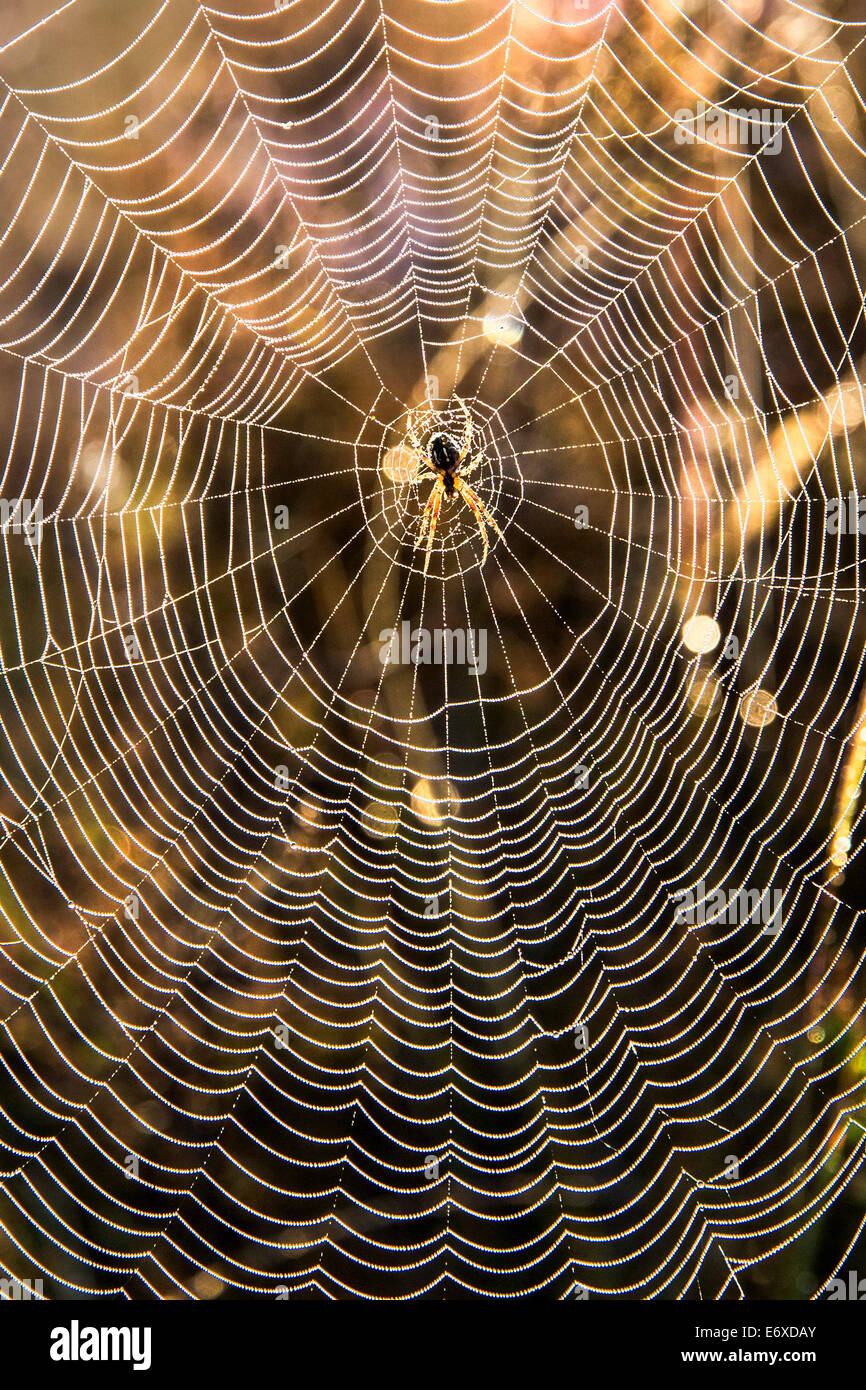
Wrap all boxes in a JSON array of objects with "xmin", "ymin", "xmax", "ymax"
[{"xmin": 0, "ymin": 0, "xmax": 863, "ymax": 1301}]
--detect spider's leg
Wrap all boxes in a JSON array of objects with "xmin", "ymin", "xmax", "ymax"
[
  {"xmin": 457, "ymin": 478, "xmax": 503, "ymax": 539},
  {"xmin": 456, "ymin": 480, "xmax": 488, "ymax": 561},
  {"xmin": 454, "ymin": 477, "xmax": 503, "ymax": 564},
  {"xmin": 455, "ymin": 396, "xmax": 473, "ymax": 463},
  {"xmin": 417, "ymin": 476, "xmax": 445, "ymax": 573},
  {"xmin": 416, "ymin": 481, "xmax": 434, "ymax": 543},
  {"xmin": 460, "ymin": 449, "xmax": 485, "ymax": 479}
]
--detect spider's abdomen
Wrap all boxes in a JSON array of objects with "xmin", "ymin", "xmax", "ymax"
[{"xmin": 429, "ymin": 433, "xmax": 459, "ymax": 474}]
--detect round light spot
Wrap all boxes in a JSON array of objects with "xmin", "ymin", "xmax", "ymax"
[
  {"xmin": 291, "ymin": 798, "xmax": 320, "ymax": 829},
  {"xmin": 681, "ymin": 614, "xmax": 721, "ymax": 654},
  {"xmin": 739, "ymin": 688, "xmax": 778, "ymax": 728},
  {"xmin": 382, "ymin": 444, "xmax": 419, "ymax": 484},
  {"xmin": 830, "ymin": 833, "xmax": 851, "ymax": 870},
  {"xmin": 192, "ymin": 1272, "xmax": 225, "ymax": 1299},
  {"xmin": 410, "ymin": 777, "xmax": 460, "ymax": 827},
  {"xmin": 362, "ymin": 800, "xmax": 399, "ymax": 839},
  {"xmin": 483, "ymin": 313, "xmax": 523, "ymax": 348}
]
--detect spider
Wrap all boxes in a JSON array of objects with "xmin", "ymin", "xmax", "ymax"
[{"xmin": 402, "ymin": 397, "xmax": 503, "ymax": 574}]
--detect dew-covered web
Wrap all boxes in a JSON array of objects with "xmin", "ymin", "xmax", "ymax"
[{"xmin": 0, "ymin": 0, "xmax": 865, "ymax": 1301}]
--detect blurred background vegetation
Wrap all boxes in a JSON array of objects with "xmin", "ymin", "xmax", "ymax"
[{"xmin": 0, "ymin": 0, "xmax": 861, "ymax": 1299}]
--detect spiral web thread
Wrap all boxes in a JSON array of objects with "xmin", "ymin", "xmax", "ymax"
[{"xmin": 0, "ymin": 0, "xmax": 864, "ymax": 1300}]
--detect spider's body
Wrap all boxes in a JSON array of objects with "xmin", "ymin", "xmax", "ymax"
[
  {"xmin": 428, "ymin": 434, "xmax": 459, "ymax": 494},
  {"xmin": 402, "ymin": 399, "xmax": 503, "ymax": 573}
]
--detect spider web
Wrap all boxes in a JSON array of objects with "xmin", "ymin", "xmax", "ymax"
[{"xmin": 0, "ymin": 0, "xmax": 864, "ymax": 1301}]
